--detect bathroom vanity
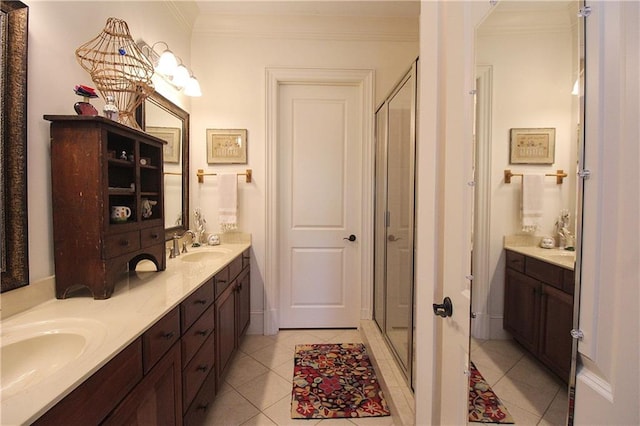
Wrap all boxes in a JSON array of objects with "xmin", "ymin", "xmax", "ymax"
[
  {"xmin": 1, "ymin": 240, "xmax": 250, "ymax": 425},
  {"xmin": 503, "ymin": 245, "xmax": 575, "ymax": 382}
]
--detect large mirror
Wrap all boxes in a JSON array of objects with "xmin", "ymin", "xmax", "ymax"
[
  {"xmin": 1, "ymin": 1, "xmax": 29, "ymax": 293},
  {"xmin": 136, "ymin": 92, "xmax": 190, "ymax": 240}
]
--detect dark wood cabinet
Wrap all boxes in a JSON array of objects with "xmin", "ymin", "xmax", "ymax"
[
  {"xmin": 504, "ymin": 249, "xmax": 575, "ymax": 382},
  {"xmin": 215, "ymin": 280, "xmax": 237, "ymax": 384},
  {"xmin": 45, "ymin": 115, "xmax": 166, "ymax": 299},
  {"xmin": 504, "ymin": 267, "xmax": 540, "ymax": 354},
  {"xmin": 103, "ymin": 344, "xmax": 183, "ymax": 426},
  {"xmin": 235, "ymin": 267, "xmax": 251, "ymax": 341}
]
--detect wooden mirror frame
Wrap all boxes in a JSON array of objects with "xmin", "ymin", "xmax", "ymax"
[
  {"xmin": 136, "ymin": 92, "xmax": 190, "ymax": 241},
  {"xmin": 1, "ymin": 1, "xmax": 29, "ymax": 292}
]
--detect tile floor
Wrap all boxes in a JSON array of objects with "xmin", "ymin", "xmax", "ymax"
[
  {"xmin": 470, "ymin": 338, "xmax": 569, "ymax": 425},
  {"xmin": 202, "ymin": 327, "xmax": 568, "ymax": 425},
  {"xmin": 203, "ymin": 323, "xmax": 413, "ymax": 425}
]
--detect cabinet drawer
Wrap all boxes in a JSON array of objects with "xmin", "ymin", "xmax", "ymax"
[
  {"xmin": 526, "ymin": 257, "xmax": 563, "ymax": 290},
  {"xmin": 228, "ymin": 255, "xmax": 243, "ymax": 282},
  {"xmin": 505, "ymin": 250, "xmax": 525, "ymax": 272},
  {"xmin": 140, "ymin": 226, "xmax": 164, "ymax": 247},
  {"xmin": 143, "ymin": 307, "xmax": 181, "ymax": 374},
  {"xmin": 104, "ymin": 230, "xmax": 140, "ymax": 258},
  {"xmin": 182, "ymin": 305, "xmax": 215, "ymax": 368},
  {"xmin": 182, "ymin": 279, "xmax": 215, "ymax": 330},
  {"xmin": 183, "ymin": 333, "xmax": 216, "ymax": 412},
  {"xmin": 183, "ymin": 367, "xmax": 216, "ymax": 426},
  {"xmin": 214, "ymin": 266, "xmax": 231, "ymax": 299}
]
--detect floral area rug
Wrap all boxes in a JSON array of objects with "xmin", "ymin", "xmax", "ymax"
[
  {"xmin": 469, "ymin": 361, "xmax": 515, "ymax": 423},
  {"xmin": 291, "ymin": 343, "xmax": 390, "ymax": 419}
]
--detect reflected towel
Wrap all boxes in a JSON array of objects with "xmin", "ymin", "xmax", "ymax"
[
  {"xmin": 218, "ymin": 173, "xmax": 238, "ymax": 232},
  {"xmin": 521, "ymin": 174, "xmax": 544, "ymax": 233}
]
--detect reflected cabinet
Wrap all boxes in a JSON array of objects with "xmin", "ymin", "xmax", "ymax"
[{"xmin": 45, "ymin": 115, "xmax": 166, "ymax": 299}]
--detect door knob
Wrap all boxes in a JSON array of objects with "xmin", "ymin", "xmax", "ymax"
[
  {"xmin": 343, "ymin": 234, "xmax": 357, "ymax": 242},
  {"xmin": 433, "ymin": 297, "xmax": 453, "ymax": 318},
  {"xmin": 387, "ymin": 234, "xmax": 402, "ymax": 242}
]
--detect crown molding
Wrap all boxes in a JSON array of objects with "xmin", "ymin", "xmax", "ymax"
[
  {"xmin": 163, "ymin": 1, "xmax": 199, "ymax": 34},
  {"xmin": 193, "ymin": 14, "xmax": 418, "ymax": 42}
]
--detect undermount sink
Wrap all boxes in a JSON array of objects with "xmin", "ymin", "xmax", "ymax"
[
  {"xmin": 180, "ymin": 247, "xmax": 232, "ymax": 262},
  {"xmin": 1, "ymin": 318, "xmax": 106, "ymax": 399}
]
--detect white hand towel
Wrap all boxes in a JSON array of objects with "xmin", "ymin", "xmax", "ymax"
[
  {"xmin": 521, "ymin": 174, "xmax": 544, "ymax": 233},
  {"xmin": 218, "ymin": 173, "xmax": 238, "ymax": 232}
]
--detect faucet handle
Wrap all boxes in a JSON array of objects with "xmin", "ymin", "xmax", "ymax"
[
  {"xmin": 182, "ymin": 242, "xmax": 188, "ymax": 253},
  {"xmin": 168, "ymin": 246, "xmax": 177, "ymax": 258}
]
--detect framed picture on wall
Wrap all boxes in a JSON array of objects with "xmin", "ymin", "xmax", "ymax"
[
  {"xmin": 509, "ymin": 127, "xmax": 555, "ymax": 164},
  {"xmin": 207, "ymin": 129, "xmax": 247, "ymax": 164},
  {"xmin": 147, "ymin": 126, "xmax": 181, "ymax": 163}
]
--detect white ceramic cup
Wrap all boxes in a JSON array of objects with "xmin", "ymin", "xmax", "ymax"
[{"xmin": 111, "ymin": 206, "xmax": 132, "ymax": 222}]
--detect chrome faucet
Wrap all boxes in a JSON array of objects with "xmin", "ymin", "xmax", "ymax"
[{"xmin": 172, "ymin": 230, "xmax": 196, "ymax": 256}]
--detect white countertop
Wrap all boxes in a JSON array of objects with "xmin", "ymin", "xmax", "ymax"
[
  {"xmin": 0, "ymin": 240, "xmax": 250, "ymax": 425},
  {"xmin": 504, "ymin": 235, "xmax": 575, "ymax": 270}
]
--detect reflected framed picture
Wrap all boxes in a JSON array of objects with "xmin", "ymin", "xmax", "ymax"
[
  {"xmin": 509, "ymin": 128, "xmax": 555, "ymax": 164},
  {"xmin": 207, "ymin": 129, "xmax": 247, "ymax": 164},
  {"xmin": 147, "ymin": 126, "xmax": 181, "ymax": 163}
]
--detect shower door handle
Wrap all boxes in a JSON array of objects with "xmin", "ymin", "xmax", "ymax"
[{"xmin": 433, "ymin": 297, "xmax": 453, "ymax": 318}]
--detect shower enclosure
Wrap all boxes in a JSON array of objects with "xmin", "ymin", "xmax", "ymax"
[{"xmin": 374, "ymin": 60, "xmax": 417, "ymax": 387}]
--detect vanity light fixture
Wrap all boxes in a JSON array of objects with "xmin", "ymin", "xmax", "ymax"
[{"xmin": 138, "ymin": 40, "xmax": 202, "ymax": 97}]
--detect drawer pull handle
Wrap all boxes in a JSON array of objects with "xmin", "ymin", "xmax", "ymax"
[
  {"xmin": 150, "ymin": 233, "xmax": 159, "ymax": 239},
  {"xmin": 195, "ymin": 299, "xmax": 208, "ymax": 305},
  {"xmin": 197, "ymin": 365, "xmax": 209, "ymax": 372},
  {"xmin": 217, "ymin": 279, "xmax": 227, "ymax": 284},
  {"xmin": 162, "ymin": 331, "xmax": 175, "ymax": 340},
  {"xmin": 119, "ymin": 240, "xmax": 130, "ymax": 246},
  {"xmin": 197, "ymin": 403, "xmax": 209, "ymax": 412},
  {"xmin": 196, "ymin": 329, "xmax": 208, "ymax": 336}
]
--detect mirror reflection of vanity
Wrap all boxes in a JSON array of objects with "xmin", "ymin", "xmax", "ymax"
[{"xmin": 136, "ymin": 92, "xmax": 190, "ymax": 240}]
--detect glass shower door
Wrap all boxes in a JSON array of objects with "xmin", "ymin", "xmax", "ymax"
[{"xmin": 373, "ymin": 61, "xmax": 417, "ymax": 384}]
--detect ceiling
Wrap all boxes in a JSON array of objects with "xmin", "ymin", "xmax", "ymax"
[{"xmin": 194, "ymin": 0, "xmax": 420, "ymax": 18}]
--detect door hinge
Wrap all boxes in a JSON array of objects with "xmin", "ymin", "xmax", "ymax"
[
  {"xmin": 578, "ymin": 169, "xmax": 591, "ymax": 180},
  {"xmin": 570, "ymin": 329, "xmax": 585, "ymax": 340},
  {"xmin": 578, "ymin": 6, "xmax": 592, "ymax": 18}
]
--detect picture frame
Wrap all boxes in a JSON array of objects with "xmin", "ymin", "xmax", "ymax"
[
  {"xmin": 147, "ymin": 126, "xmax": 181, "ymax": 163},
  {"xmin": 207, "ymin": 129, "xmax": 247, "ymax": 164},
  {"xmin": 509, "ymin": 128, "xmax": 555, "ymax": 164}
]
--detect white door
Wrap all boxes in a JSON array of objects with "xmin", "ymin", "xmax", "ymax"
[{"xmin": 278, "ymin": 83, "xmax": 363, "ymax": 328}]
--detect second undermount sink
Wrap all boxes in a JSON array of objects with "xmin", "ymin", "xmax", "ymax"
[
  {"xmin": 180, "ymin": 247, "xmax": 233, "ymax": 263},
  {"xmin": 1, "ymin": 318, "xmax": 107, "ymax": 399}
]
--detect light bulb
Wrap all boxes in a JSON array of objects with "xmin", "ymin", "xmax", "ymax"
[
  {"xmin": 172, "ymin": 64, "xmax": 190, "ymax": 89},
  {"xmin": 184, "ymin": 75, "xmax": 202, "ymax": 97},
  {"xmin": 156, "ymin": 49, "xmax": 177, "ymax": 76}
]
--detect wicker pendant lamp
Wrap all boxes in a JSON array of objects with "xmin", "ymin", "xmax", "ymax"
[{"xmin": 75, "ymin": 18, "xmax": 154, "ymax": 128}]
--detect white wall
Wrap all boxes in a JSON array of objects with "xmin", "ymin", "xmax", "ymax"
[
  {"xmin": 476, "ymin": 17, "xmax": 577, "ymax": 339},
  {"xmin": 188, "ymin": 14, "xmax": 418, "ymax": 333}
]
